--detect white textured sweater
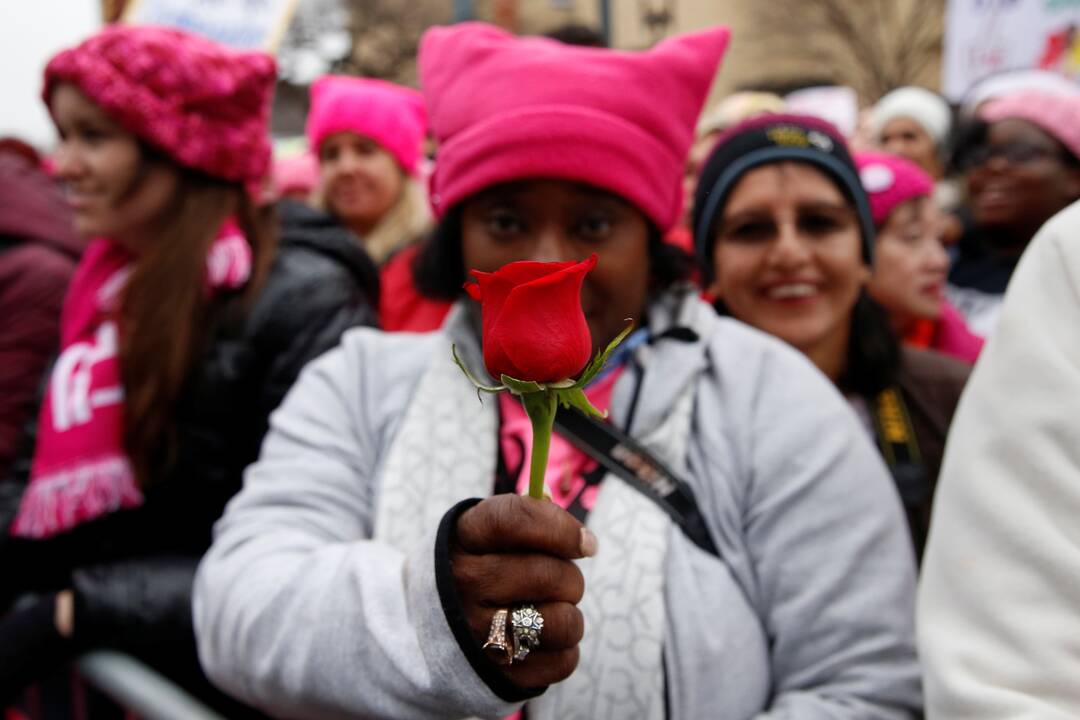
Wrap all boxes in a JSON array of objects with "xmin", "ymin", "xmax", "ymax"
[{"xmin": 919, "ymin": 200, "xmax": 1080, "ymax": 718}]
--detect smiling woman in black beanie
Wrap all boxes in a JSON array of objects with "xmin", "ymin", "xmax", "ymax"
[{"xmin": 693, "ymin": 113, "xmax": 968, "ymax": 561}]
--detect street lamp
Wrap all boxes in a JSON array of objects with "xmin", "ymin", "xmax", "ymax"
[{"xmin": 453, "ymin": 0, "xmax": 473, "ymax": 22}]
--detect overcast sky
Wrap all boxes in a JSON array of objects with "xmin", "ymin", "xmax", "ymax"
[{"xmin": 0, "ymin": 2, "xmax": 102, "ymax": 149}]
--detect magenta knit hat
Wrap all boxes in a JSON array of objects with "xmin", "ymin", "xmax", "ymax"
[
  {"xmin": 419, "ymin": 22, "xmax": 730, "ymax": 231},
  {"xmin": 271, "ymin": 152, "xmax": 320, "ymax": 200},
  {"xmin": 306, "ymin": 76, "xmax": 427, "ymax": 175},
  {"xmin": 855, "ymin": 151, "xmax": 935, "ymax": 228},
  {"xmin": 978, "ymin": 91, "xmax": 1080, "ymax": 163},
  {"xmin": 44, "ymin": 25, "xmax": 276, "ymax": 184}
]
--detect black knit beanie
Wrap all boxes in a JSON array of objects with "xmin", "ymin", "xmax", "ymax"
[{"xmin": 692, "ymin": 113, "xmax": 875, "ymax": 281}]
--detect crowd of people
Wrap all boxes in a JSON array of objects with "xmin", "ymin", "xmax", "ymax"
[{"xmin": 1, "ymin": 14, "xmax": 1079, "ymax": 720}]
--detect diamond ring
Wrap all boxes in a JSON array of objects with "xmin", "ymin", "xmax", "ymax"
[
  {"xmin": 481, "ymin": 608, "xmax": 513, "ymax": 665},
  {"xmin": 510, "ymin": 604, "xmax": 544, "ymax": 662}
]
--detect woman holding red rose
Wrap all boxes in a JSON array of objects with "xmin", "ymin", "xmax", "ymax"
[{"xmin": 194, "ymin": 23, "xmax": 921, "ymax": 720}]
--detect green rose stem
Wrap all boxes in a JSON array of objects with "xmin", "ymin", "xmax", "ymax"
[
  {"xmin": 521, "ymin": 391, "xmax": 558, "ymax": 500},
  {"xmin": 452, "ymin": 323, "xmax": 634, "ymax": 501}
]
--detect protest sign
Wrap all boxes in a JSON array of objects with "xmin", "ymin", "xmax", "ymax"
[
  {"xmin": 943, "ymin": 0, "xmax": 1080, "ymax": 99},
  {"xmin": 124, "ymin": 0, "xmax": 300, "ymax": 51}
]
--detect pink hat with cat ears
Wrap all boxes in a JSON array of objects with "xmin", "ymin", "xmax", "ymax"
[{"xmin": 419, "ymin": 22, "xmax": 730, "ymax": 231}]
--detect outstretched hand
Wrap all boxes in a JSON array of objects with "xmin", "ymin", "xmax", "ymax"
[{"xmin": 451, "ymin": 494, "xmax": 597, "ymax": 689}]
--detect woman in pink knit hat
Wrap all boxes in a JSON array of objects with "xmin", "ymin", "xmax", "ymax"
[
  {"xmin": 947, "ymin": 90, "xmax": 1080, "ymax": 336},
  {"xmin": 195, "ymin": 22, "xmax": 920, "ymax": 720},
  {"xmin": 857, "ymin": 151, "xmax": 984, "ymax": 364},
  {"xmin": 0, "ymin": 25, "xmax": 377, "ymax": 710},
  {"xmin": 306, "ymin": 75, "xmax": 433, "ymax": 266}
]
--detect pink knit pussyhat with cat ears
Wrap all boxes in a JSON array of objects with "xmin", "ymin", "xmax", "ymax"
[
  {"xmin": 419, "ymin": 22, "xmax": 730, "ymax": 232},
  {"xmin": 44, "ymin": 25, "xmax": 276, "ymax": 184}
]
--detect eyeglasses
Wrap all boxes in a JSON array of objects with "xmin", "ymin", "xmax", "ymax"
[{"xmin": 961, "ymin": 141, "xmax": 1062, "ymax": 170}]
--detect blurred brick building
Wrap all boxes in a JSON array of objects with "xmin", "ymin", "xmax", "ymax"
[{"xmin": 102, "ymin": 0, "xmax": 946, "ymax": 133}]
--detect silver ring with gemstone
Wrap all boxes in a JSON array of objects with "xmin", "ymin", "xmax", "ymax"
[
  {"xmin": 510, "ymin": 604, "xmax": 544, "ymax": 662},
  {"xmin": 481, "ymin": 608, "xmax": 513, "ymax": 665}
]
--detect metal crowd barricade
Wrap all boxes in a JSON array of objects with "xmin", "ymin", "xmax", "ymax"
[{"xmin": 66, "ymin": 651, "xmax": 227, "ymax": 720}]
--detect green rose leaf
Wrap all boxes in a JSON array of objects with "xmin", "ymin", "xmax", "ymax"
[
  {"xmin": 556, "ymin": 387, "xmax": 606, "ymax": 419},
  {"xmin": 501, "ymin": 375, "xmax": 546, "ymax": 395},
  {"xmin": 573, "ymin": 321, "xmax": 635, "ymax": 389}
]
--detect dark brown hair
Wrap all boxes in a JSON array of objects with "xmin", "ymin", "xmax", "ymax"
[{"xmin": 119, "ymin": 159, "xmax": 275, "ymax": 488}]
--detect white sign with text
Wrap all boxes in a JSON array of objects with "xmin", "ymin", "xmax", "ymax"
[
  {"xmin": 943, "ymin": 0, "xmax": 1080, "ymax": 99},
  {"xmin": 124, "ymin": 0, "xmax": 300, "ymax": 51}
]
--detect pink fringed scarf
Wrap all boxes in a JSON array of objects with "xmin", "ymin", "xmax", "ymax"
[{"xmin": 9, "ymin": 220, "xmax": 252, "ymax": 539}]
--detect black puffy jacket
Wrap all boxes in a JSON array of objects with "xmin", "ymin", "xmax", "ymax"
[{"xmin": 0, "ymin": 201, "xmax": 378, "ymax": 693}]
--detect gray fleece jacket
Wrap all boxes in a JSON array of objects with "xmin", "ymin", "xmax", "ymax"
[{"xmin": 193, "ymin": 289, "xmax": 921, "ymax": 719}]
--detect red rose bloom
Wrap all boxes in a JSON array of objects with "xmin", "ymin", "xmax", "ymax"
[{"xmin": 465, "ymin": 255, "xmax": 597, "ymax": 383}]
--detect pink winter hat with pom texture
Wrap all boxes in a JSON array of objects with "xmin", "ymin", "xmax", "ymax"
[
  {"xmin": 419, "ymin": 22, "xmax": 730, "ymax": 231},
  {"xmin": 306, "ymin": 76, "xmax": 427, "ymax": 175},
  {"xmin": 855, "ymin": 151, "xmax": 935, "ymax": 228},
  {"xmin": 978, "ymin": 90, "xmax": 1080, "ymax": 164},
  {"xmin": 44, "ymin": 25, "xmax": 276, "ymax": 184}
]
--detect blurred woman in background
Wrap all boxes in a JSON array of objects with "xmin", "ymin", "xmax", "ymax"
[
  {"xmin": 693, "ymin": 114, "xmax": 969, "ymax": 560},
  {"xmin": 947, "ymin": 91, "xmax": 1080, "ymax": 336},
  {"xmin": 0, "ymin": 25, "xmax": 376, "ymax": 708},
  {"xmin": 872, "ymin": 87, "xmax": 953, "ymax": 183},
  {"xmin": 303, "ymin": 74, "xmax": 445, "ymax": 331},
  {"xmin": 306, "ymin": 75, "xmax": 431, "ymax": 266},
  {"xmin": 856, "ymin": 151, "xmax": 983, "ymax": 364}
]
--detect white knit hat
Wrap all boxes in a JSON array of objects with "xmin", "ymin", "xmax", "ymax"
[{"xmin": 871, "ymin": 86, "xmax": 952, "ymax": 147}]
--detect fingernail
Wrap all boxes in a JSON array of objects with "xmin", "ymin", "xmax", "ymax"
[{"xmin": 579, "ymin": 527, "xmax": 598, "ymax": 558}]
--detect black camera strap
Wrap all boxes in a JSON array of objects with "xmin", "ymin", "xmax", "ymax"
[
  {"xmin": 872, "ymin": 386, "xmax": 928, "ymax": 510},
  {"xmin": 553, "ymin": 407, "xmax": 720, "ymax": 559}
]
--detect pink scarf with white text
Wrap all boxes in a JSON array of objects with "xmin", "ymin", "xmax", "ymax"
[{"xmin": 9, "ymin": 220, "xmax": 252, "ymax": 538}]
